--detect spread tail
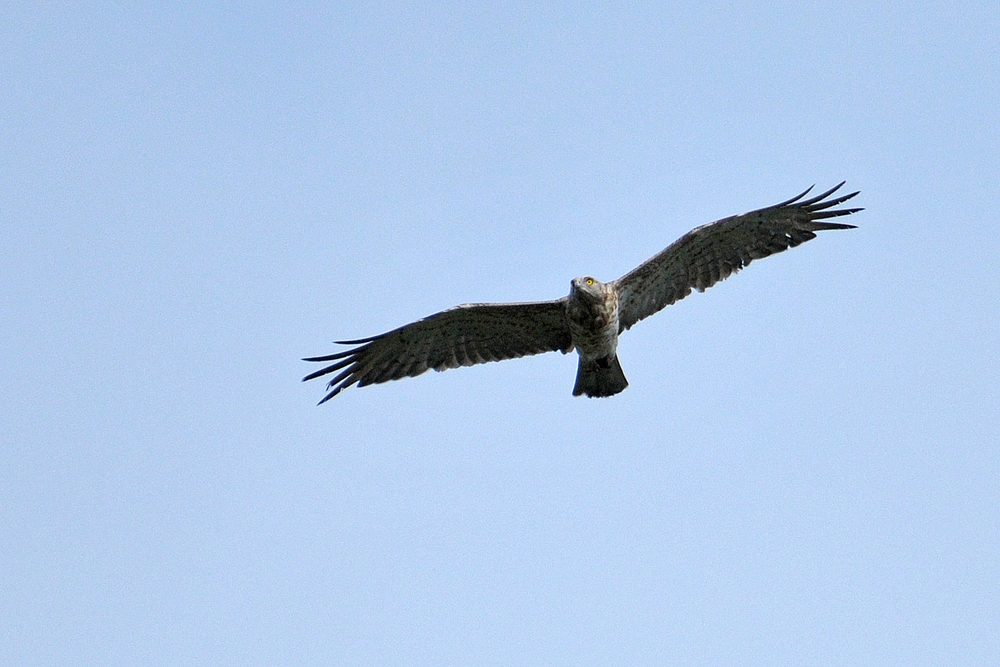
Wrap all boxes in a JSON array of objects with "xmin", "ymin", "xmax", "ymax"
[{"xmin": 573, "ymin": 354, "xmax": 628, "ymax": 398}]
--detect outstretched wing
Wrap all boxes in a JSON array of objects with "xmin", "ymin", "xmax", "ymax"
[
  {"xmin": 303, "ymin": 300, "xmax": 573, "ymax": 403},
  {"xmin": 613, "ymin": 182, "xmax": 861, "ymax": 331}
]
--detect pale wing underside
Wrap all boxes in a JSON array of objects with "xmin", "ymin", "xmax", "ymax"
[
  {"xmin": 612, "ymin": 183, "xmax": 862, "ymax": 331},
  {"xmin": 303, "ymin": 300, "xmax": 573, "ymax": 403}
]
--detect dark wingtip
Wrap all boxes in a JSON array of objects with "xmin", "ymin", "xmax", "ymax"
[
  {"xmin": 811, "ymin": 206, "xmax": 863, "ymax": 222},
  {"xmin": 302, "ymin": 365, "xmax": 339, "ymax": 383},
  {"xmin": 778, "ymin": 182, "xmax": 859, "ymax": 210},
  {"xmin": 798, "ymin": 181, "xmax": 847, "ymax": 207},
  {"xmin": 775, "ymin": 184, "xmax": 815, "ymax": 207},
  {"xmin": 334, "ymin": 334, "xmax": 381, "ymax": 345},
  {"xmin": 303, "ymin": 352, "xmax": 350, "ymax": 362}
]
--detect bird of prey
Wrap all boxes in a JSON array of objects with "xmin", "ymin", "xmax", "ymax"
[{"xmin": 304, "ymin": 183, "xmax": 860, "ymax": 403}]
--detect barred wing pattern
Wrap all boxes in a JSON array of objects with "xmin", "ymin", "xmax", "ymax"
[
  {"xmin": 613, "ymin": 183, "xmax": 861, "ymax": 331},
  {"xmin": 303, "ymin": 300, "xmax": 573, "ymax": 404}
]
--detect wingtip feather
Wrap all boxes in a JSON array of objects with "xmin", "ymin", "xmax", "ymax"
[
  {"xmin": 797, "ymin": 181, "xmax": 846, "ymax": 207},
  {"xmin": 775, "ymin": 184, "xmax": 815, "ymax": 207}
]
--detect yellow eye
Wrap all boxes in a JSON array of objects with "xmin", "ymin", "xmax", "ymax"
[{"xmin": 586, "ymin": 278, "xmax": 594, "ymax": 285}]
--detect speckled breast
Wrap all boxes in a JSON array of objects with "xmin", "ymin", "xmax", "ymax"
[{"xmin": 566, "ymin": 288, "xmax": 620, "ymax": 360}]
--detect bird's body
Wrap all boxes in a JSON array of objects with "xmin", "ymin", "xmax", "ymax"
[
  {"xmin": 304, "ymin": 183, "xmax": 861, "ymax": 403},
  {"xmin": 565, "ymin": 276, "xmax": 628, "ymax": 397}
]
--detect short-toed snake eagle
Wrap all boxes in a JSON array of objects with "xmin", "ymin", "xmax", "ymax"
[{"xmin": 304, "ymin": 183, "xmax": 860, "ymax": 402}]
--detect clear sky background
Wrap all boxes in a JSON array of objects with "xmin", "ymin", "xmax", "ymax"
[{"xmin": 2, "ymin": 2, "xmax": 998, "ymax": 665}]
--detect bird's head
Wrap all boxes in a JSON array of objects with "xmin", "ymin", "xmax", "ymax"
[{"xmin": 570, "ymin": 276, "xmax": 606, "ymax": 301}]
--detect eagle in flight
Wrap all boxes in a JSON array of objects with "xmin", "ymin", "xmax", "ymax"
[{"xmin": 304, "ymin": 183, "xmax": 860, "ymax": 403}]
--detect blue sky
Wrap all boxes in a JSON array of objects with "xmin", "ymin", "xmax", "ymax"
[{"xmin": 2, "ymin": 2, "xmax": 998, "ymax": 665}]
